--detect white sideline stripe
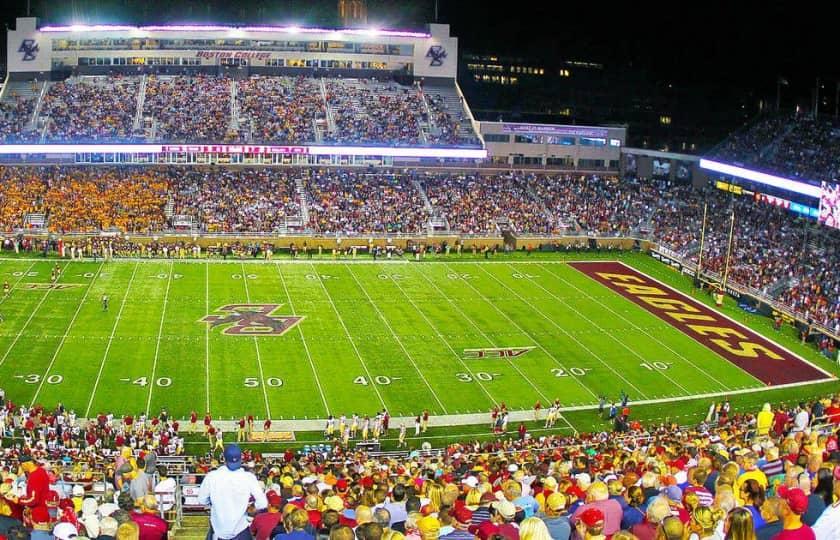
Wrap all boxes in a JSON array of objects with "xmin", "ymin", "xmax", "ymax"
[
  {"xmin": 205, "ymin": 263, "xmax": 210, "ymax": 412},
  {"xmin": 372, "ymin": 263, "xmax": 500, "ymax": 407},
  {"xmin": 619, "ymin": 260, "xmax": 837, "ymax": 383},
  {"xmin": 0, "ymin": 261, "xmax": 74, "ymax": 368},
  {"xmin": 553, "ymin": 262, "xmax": 746, "ymax": 391},
  {"xmin": 31, "ymin": 264, "xmax": 104, "ymax": 405},
  {"xmin": 414, "ymin": 265, "xmax": 551, "ymax": 404},
  {"xmin": 509, "ymin": 262, "xmax": 692, "ymax": 395},
  {"xmin": 441, "ymin": 262, "xmax": 599, "ymax": 404},
  {"xmin": 275, "ymin": 264, "xmax": 330, "ymax": 416},
  {"xmin": 145, "ymin": 262, "xmax": 174, "ymax": 416},
  {"xmin": 241, "ymin": 263, "xmax": 272, "ymax": 420},
  {"xmin": 474, "ymin": 263, "xmax": 649, "ymax": 399},
  {"xmin": 309, "ymin": 263, "xmax": 387, "ymax": 410},
  {"xmin": 64, "ymin": 378, "xmax": 836, "ymax": 432},
  {"xmin": 343, "ymin": 264, "xmax": 449, "ymax": 414},
  {"xmin": 0, "ymin": 261, "xmax": 37, "ymax": 308},
  {"xmin": 84, "ymin": 262, "xmax": 141, "ymax": 416}
]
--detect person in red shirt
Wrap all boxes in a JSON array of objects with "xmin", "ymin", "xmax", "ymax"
[
  {"xmin": 189, "ymin": 411, "xmax": 197, "ymax": 433},
  {"xmin": 263, "ymin": 419, "xmax": 272, "ymax": 440},
  {"xmin": 237, "ymin": 418, "xmax": 246, "ymax": 442},
  {"xmin": 16, "ymin": 455, "xmax": 50, "ymax": 525},
  {"xmin": 131, "ymin": 495, "xmax": 168, "ymax": 540},
  {"xmin": 824, "ymin": 399, "xmax": 840, "ymax": 425},
  {"xmin": 774, "ymin": 486, "xmax": 815, "ymax": 540},
  {"xmin": 203, "ymin": 412, "xmax": 212, "ymax": 435},
  {"xmin": 251, "ymin": 491, "xmax": 283, "ymax": 540}
]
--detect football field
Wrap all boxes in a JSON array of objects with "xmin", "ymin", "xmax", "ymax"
[{"xmin": 0, "ymin": 253, "xmax": 833, "ymax": 424}]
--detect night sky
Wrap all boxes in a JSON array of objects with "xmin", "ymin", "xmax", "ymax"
[{"xmin": 1, "ymin": 0, "xmax": 836, "ymax": 108}]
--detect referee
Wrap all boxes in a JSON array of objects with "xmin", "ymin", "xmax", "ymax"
[{"xmin": 198, "ymin": 445, "xmax": 267, "ymax": 540}]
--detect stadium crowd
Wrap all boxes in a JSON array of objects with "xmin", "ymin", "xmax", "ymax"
[
  {"xmin": 305, "ymin": 171, "xmax": 428, "ymax": 235},
  {"xmin": 143, "ymin": 75, "xmax": 237, "ymax": 143},
  {"xmin": 0, "ymin": 97, "xmax": 37, "ymax": 143},
  {"xmin": 2, "ymin": 392, "xmax": 840, "ymax": 540},
  {"xmin": 709, "ymin": 114, "xmax": 840, "ymax": 183},
  {"xmin": 41, "ymin": 77, "xmax": 140, "ymax": 143},
  {"xmin": 238, "ymin": 77, "xmax": 324, "ymax": 145},
  {"xmin": 3, "ymin": 75, "xmax": 480, "ymax": 147},
  {"xmin": 421, "ymin": 174, "xmax": 551, "ymax": 235}
]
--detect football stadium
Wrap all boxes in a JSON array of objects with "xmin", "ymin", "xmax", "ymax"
[{"xmin": 1, "ymin": 2, "xmax": 840, "ymax": 539}]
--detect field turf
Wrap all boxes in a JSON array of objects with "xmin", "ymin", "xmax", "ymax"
[{"xmin": 0, "ymin": 252, "xmax": 835, "ymax": 428}]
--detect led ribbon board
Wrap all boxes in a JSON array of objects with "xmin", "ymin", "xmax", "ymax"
[
  {"xmin": 0, "ymin": 144, "xmax": 487, "ymax": 159},
  {"xmin": 699, "ymin": 159, "xmax": 821, "ymax": 199}
]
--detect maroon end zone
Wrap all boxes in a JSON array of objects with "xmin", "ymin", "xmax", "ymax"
[{"xmin": 569, "ymin": 261, "xmax": 830, "ymax": 386}]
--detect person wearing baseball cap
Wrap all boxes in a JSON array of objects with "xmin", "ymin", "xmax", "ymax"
[
  {"xmin": 538, "ymin": 492, "xmax": 570, "ymax": 540},
  {"xmin": 571, "ymin": 483, "xmax": 622, "ymax": 537},
  {"xmin": 776, "ymin": 486, "xmax": 814, "ymax": 539},
  {"xmin": 197, "ymin": 445, "xmax": 267, "ymax": 540},
  {"xmin": 469, "ymin": 500, "xmax": 518, "ymax": 540},
  {"xmin": 250, "ymin": 491, "xmax": 283, "ymax": 540},
  {"xmin": 16, "ymin": 455, "xmax": 51, "ymax": 526},
  {"xmin": 574, "ymin": 508, "xmax": 605, "ymax": 540}
]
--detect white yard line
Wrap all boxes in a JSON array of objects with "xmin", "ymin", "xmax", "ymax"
[
  {"xmin": 373, "ymin": 264, "xmax": 499, "ymax": 407},
  {"xmin": 205, "ymin": 263, "xmax": 211, "ymax": 413},
  {"xmin": 343, "ymin": 264, "xmax": 449, "ymax": 414},
  {"xmin": 474, "ymin": 263, "xmax": 650, "ymax": 399},
  {"xmin": 506, "ymin": 262, "xmax": 692, "ymax": 395},
  {"xmin": 240, "ymin": 263, "xmax": 272, "ymax": 420},
  {"xmin": 413, "ymin": 265, "xmax": 552, "ymax": 405},
  {"xmin": 544, "ymin": 263, "xmax": 738, "ymax": 391},
  {"xmin": 31, "ymin": 265, "xmax": 104, "ymax": 405},
  {"xmin": 145, "ymin": 262, "xmax": 174, "ymax": 416},
  {"xmin": 442, "ymin": 262, "xmax": 600, "ymax": 402},
  {"xmin": 0, "ymin": 262, "xmax": 73, "ymax": 368},
  {"xmin": 308, "ymin": 263, "xmax": 388, "ymax": 410},
  {"xmin": 274, "ymin": 264, "xmax": 330, "ymax": 415},
  {"xmin": 84, "ymin": 263, "xmax": 141, "ymax": 417}
]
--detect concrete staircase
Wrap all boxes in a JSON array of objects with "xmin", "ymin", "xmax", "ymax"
[
  {"xmin": 133, "ymin": 75, "xmax": 147, "ymax": 133},
  {"xmin": 173, "ymin": 514, "xmax": 209, "ymax": 540},
  {"xmin": 295, "ymin": 176, "xmax": 310, "ymax": 227}
]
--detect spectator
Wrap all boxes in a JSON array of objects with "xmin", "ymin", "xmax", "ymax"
[
  {"xmin": 130, "ymin": 495, "xmax": 168, "ymax": 540},
  {"xmin": 198, "ymin": 445, "xmax": 268, "ymax": 540},
  {"xmin": 775, "ymin": 487, "xmax": 815, "ymax": 540},
  {"xmin": 723, "ymin": 508, "xmax": 756, "ymax": 540}
]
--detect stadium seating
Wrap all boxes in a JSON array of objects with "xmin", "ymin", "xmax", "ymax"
[
  {"xmin": 709, "ymin": 113, "xmax": 840, "ymax": 182},
  {"xmin": 1, "ymin": 392, "xmax": 839, "ymax": 540},
  {"xmin": 1, "ymin": 74, "xmax": 481, "ymax": 147}
]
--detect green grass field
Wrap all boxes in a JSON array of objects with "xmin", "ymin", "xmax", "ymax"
[{"xmin": 0, "ymin": 251, "xmax": 836, "ymax": 431}]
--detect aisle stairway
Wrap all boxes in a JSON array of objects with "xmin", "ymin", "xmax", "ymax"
[{"xmin": 173, "ymin": 514, "xmax": 209, "ymax": 540}]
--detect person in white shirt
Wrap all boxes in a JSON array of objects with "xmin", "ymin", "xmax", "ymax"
[
  {"xmin": 812, "ymin": 466, "xmax": 840, "ymax": 540},
  {"xmin": 198, "ymin": 444, "xmax": 267, "ymax": 540},
  {"xmin": 792, "ymin": 403, "xmax": 810, "ymax": 434},
  {"xmin": 154, "ymin": 466, "xmax": 177, "ymax": 514}
]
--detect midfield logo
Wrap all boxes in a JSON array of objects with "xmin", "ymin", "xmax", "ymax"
[
  {"xmin": 463, "ymin": 347, "xmax": 535, "ymax": 359},
  {"xmin": 426, "ymin": 45, "xmax": 447, "ymax": 67},
  {"xmin": 18, "ymin": 39, "xmax": 39, "ymax": 61},
  {"xmin": 200, "ymin": 304, "xmax": 303, "ymax": 336},
  {"xmin": 19, "ymin": 283, "xmax": 83, "ymax": 290}
]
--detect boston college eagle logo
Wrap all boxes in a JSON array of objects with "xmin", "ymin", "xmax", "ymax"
[
  {"xmin": 18, "ymin": 39, "xmax": 39, "ymax": 61},
  {"xmin": 426, "ymin": 45, "xmax": 447, "ymax": 67},
  {"xmin": 200, "ymin": 304, "xmax": 303, "ymax": 336}
]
